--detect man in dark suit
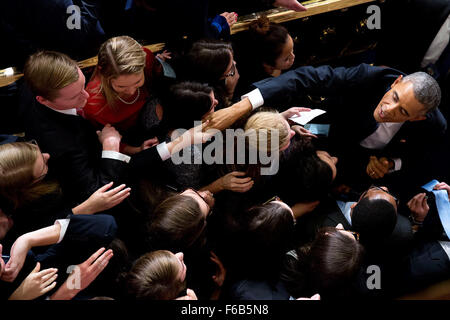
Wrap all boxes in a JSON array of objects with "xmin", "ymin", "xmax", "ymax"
[
  {"xmin": 206, "ymin": 64, "xmax": 446, "ymax": 197},
  {"xmin": 19, "ymin": 51, "xmax": 206, "ymax": 206}
]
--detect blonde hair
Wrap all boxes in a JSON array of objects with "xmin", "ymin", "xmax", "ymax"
[
  {"xmin": 244, "ymin": 111, "xmax": 290, "ymax": 153},
  {"xmin": 93, "ymin": 36, "xmax": 146, "ymax": 110},
  {"xmin": 126, "ymin": 250, "xmax": 186, "ymax": 300},
  {"xmin": 24, "ymin": 51, "xmax": 79, "ymax": 100},
  {"xmin": 0, "ymin": 143, "xmax": 59, "ymax": 210}
]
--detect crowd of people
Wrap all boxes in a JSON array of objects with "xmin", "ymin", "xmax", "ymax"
[{"xmin": 0, "ymin": 0, "xmax": 449, "ymax": 300}]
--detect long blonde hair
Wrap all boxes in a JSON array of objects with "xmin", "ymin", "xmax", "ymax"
[
  {"xmin": 0, "ymin": 142, "xmax": 59, "ymax": 210},
  {"xmin": 92, "ymin": 36, "xmax": 147, "ymax": 110},
  {"xmin": 244, "ymin": 110, "xmax": 290, "ymax": 153}
]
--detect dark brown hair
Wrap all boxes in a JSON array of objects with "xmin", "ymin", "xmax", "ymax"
[
  {"xmin": 147, "ymin": 194, "xmax": 206, "ymax": 251},
  {"xmin": 248, "ymin": 16, "xmax": 290, "ymax": 67}
]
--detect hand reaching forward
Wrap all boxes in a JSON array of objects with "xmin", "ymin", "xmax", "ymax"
[
  {"xmin": 8, "ymin": 262, "xmax": 58, "ymax": 300},
  {"xmin": 51, "ymin": 248, "xmax": 113, "ymax": 300},
  {"xmin": 74, "ymin": 182, "xmax": 131, "ymax": 215},
  {"xmin": 281, "ymin": 107, "xmax": 311, "ymax": 119}
]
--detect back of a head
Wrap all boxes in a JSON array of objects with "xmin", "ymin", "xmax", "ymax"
[
  {"xmin": 278, "ymin": 136, "xmax": 333, "ymax": 204},
  {"xmin": 244, "ymin": 110, "xmax": 290, "ymax": 154},
  {"xmin": 162, "ymin": 81, "xmax": 213, "ymax": 129},
  {"xmin": 248, "ymin": 15, "xmax": 290, "ymax": 67},
  {"xmin": 0, "ymin": 142, "xmax": 39, "ymax": 209},
  {"xmin": 147, "ymin": 194, "xmax": 206, "ymax": 251},
  {"xmin": 185, "ymin": 40, "xmax": 233, "ymax": 84},
  {"xmin": 238, "ymin": 202, "xmax": 295, "ymax": 278},
  {"xmin": 126, "ymin": 250, "xmax": 186, "ymax": 300},
  {"xmin": 403, "ymin": 71, "xmax": 441, "ymax": 112},
  {"xmin": 308, "ymin": 228, "xmax": 364, "ymax": 297},
  {"xmin": 24, "ymin": 51, "xmax": 79, "ymax": 100},
  {"xmin": 352, "ymin": 198, "xmax": 397, "ymax": 247}
]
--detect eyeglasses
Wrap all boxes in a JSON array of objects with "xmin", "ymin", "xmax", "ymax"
[
  {"xmin": 335, "ymin": 226, "xmax": 360, "ymax": 241},
  {"xmin": 188, "ymin": 188, "xmax": 213, "ymax": 216},
  {"xmin": 29, "ymin": 139, "xmax": 47, "ymax": 183},
  {"xmin": 263, "ymin": 195, "xmax": 281, "ymax": 206},
  {"xmin": 224, "ymin": 61, "xmax": 236, "ymax": 78},
  {"xmin": 360, "ymin": 185, "xmax": 399, "ymax": 206}
]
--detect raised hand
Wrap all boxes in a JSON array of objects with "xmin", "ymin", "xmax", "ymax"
[
  {"xmin": 281, "ymin": 107, "xmax": 311, "ymax": 119},
  {"xmin": 51, "ymin": 247, "xmax": 113, "ymax": 300},
  {"xmin": 73, "ymin": 182, "xmax": 131, "ymax": 215},
  {"xmin": 8, "ymin": 262, "xmax": 58, "ymax": 300}
]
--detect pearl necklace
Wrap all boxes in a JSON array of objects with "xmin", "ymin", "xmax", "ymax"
[{"xmin": 117, "ymin": 88, "xmax": 140, "ymax": 105}]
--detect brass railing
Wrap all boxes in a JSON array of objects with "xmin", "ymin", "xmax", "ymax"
[{"xmin": 0, "ymin": 0, "xmax": 376, "ymax": 87}]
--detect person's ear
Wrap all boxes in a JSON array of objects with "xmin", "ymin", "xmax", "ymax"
[
  {"xmin": 391, "ymin": 75, "xmax": 403, "ymax": 88},
  {"xmin": 36, "ymin": 95, "xmax": 49, "ymax": 105}
]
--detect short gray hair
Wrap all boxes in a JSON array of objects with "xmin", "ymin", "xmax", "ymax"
[{"xmin": 402, "ymin": 72, "xmax": 441, "ymax": 112}]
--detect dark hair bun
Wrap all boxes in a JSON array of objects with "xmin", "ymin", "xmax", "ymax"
[{"xmin": 249, "ymin": 15, "xmax": 271, "ymax": 35}]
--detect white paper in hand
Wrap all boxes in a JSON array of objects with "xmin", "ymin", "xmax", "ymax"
[{"xmin": 289, "ymin": 109, "xmax": 326, "ymax": 125}]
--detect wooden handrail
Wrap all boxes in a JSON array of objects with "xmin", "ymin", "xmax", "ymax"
[{"xmin": 0, "ymin": 0, "xmax": 376, "ymax": 87}]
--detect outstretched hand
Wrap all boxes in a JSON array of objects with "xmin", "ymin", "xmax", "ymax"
[
  {"xmin": 75, "ymin": 182, "xmax": 131, "ymax": 215},
  {"xmin": 8, "ymin": 262, "xmax": 58, "ymax": 300}
]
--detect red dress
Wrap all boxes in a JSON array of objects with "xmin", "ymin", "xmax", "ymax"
[{"xmin": 81, "ymin": 47, "xmax": 162, "ymax": 132}]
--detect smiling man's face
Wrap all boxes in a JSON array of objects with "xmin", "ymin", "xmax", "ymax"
[{"xmin": 373, "ymin": 76, "xmax": 427, "ymax": 123}]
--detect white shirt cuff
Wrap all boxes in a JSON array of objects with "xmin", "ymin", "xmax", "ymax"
[
  {"xmin": 54, "ymin": 219, "xmax": 70, "ymax": 244},
  {"xmin": 101, "ymin": 151, "xmax": 131, "ymax": 163},
  {"xmin": 156, "ymin": 142, "xmax": 171, "ymax": 161},
  {"xmin": 242, "ymin": 89, "xmax": 264, "ymax": 110},
  {"xmin": 390, "ymin": 158, "xmax": 402, "ymax": 172}
]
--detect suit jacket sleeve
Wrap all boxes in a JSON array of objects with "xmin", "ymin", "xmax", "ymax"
[{"xmin": 253, "ymin": 63, "xmax": 381, "ymax": 108}]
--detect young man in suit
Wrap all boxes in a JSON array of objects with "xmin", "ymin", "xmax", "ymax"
[
  {"xmin": 20, "ymin": 51, "xmax": 209, "ymax": 206},
  {"xmin": 206, "ymin": 64, "xmax": 446, "ymax": 196}
]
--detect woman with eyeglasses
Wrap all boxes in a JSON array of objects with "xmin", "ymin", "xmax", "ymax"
[
  {"xmin": 181, "ymin": 40, "xmax": 240, "ymax": 109},
  {"xmin": 280, "ymin": 225, "xmax": 365, "ymax": 300}
]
